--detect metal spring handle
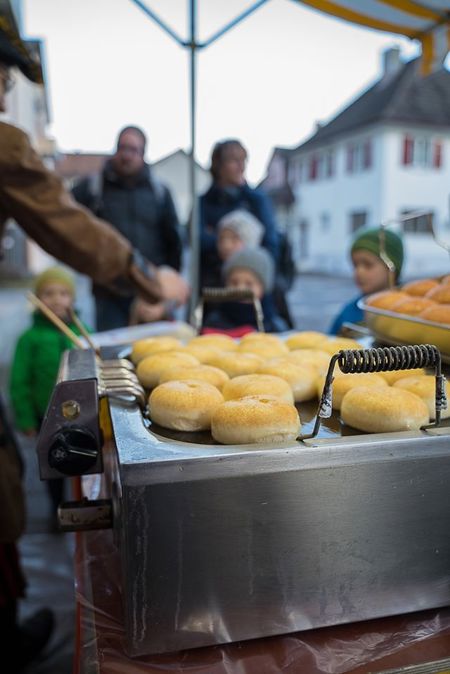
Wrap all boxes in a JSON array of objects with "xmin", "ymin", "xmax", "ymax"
[
  {"xmin": 298, "ymin": 344, "xmax": 447, "ymax": 441},
  {"xmin": 193, "ymin": 287, "xmax": 265, "ymax": 333}
]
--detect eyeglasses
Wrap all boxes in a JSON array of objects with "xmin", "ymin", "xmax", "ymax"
[{"xmin": 0, "ymin": 70, "xmax": 15, "ymax": 93}]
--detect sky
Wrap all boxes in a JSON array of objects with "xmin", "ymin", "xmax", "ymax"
[{"xmin": 23, "ymin": 0, "xmax": 421, "ymax": 182}]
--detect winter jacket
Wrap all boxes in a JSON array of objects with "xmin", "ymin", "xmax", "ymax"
[
  {"xmin": 199, "ymin": 183, "xmax": 279, "ymax": 286},
  {"xmin": 0, "ymin": 122, "xmax": 162, "ymax": 302},
  {"xmin": 329, "ymin": 295, "xmax": 364, "ymax": 335},
  {"xmin": 72, "ymin": 160, "xmax": 182, "ymax": 274},
  {"xmin": 203, "ymin": 294, "xmax": 288, "ymax": 334},
  {"xmin": 9, "ymin": 312, "xmax": 88, "ymax": 431}
]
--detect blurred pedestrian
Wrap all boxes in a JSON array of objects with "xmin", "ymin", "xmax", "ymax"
[
  {"xmin": 9, "ymin": 267, "xmax": 88, "ymax": 523},
  {"xmin": 203, "ymin": 248, "xmax": 288, "ymax": 335},
  {"xmin": 329, "ymin": 227, "xmax": 404, "ymax": 334},
  {"xmin": 72, "ymin": 126, "xmax": 183, "ymax": 330}
]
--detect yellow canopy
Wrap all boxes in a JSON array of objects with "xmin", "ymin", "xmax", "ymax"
[{"xmin": 295, "ymin": 1, "xmax": 450, "ymax": 73}]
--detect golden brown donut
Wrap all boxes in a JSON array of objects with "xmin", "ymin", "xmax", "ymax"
[
  {"xmin": 378, "ymin": 368, "xmax": 426, "ymax": 385},
  {"xmin": 222, "ymin": 374, "xmax": 294, "ymax": 403},
  {"xmin": 425, "ymin": 284, "xmax": 450, "ymax": 304},
  {"xmin": 149, "ymin": 380, "xmax": 224, "ymax": 431},
  {"xmin": 258, "ymin": 359, "xmax": 317, "ymax": 402},
  {"xmin": 341, "ymin": 386, "xmax": 429, "ymax": 432},
  {"xmin": 286, "ymin": 331, "xmax": 328, "ymax": 350},
  {"xmin": 402, "ymin": 278, "xmax": 440, "ymax": 297},
  {"xmin": 183, "ymin": 343, "xmax": 224, "ymax": 363},
  {"xmin": 316, "ymin": 372, "xmax": 388, "ymax": 410},
  {"xmin": 287, "ymin": 349, "xmax": 331, "ymax": 375},
  {"xmin": 419, "ymin": 304, "xmax": 450, "ymax": 325},
  {"xmin": 211, "ymin": 395, "xmax": 300, "ymax": 444},
  {"xmin": 365, "ymin": 290, "xmax": 409, "ymax": 310},
  {"xmin": 237, "ymin": 340, "xmax": 289, "ymax": 359},
  {"xmin": 208, "ymin": 352, "xmax": 264, "ymax": 378},
  {"xmin": 136, "ymin": 351, "xmax": 199, "ymax": 389},
  {"xmin": 393, "ymin": 375, "xmax": 450, "ymax": 420},
  {"xmin": 159, "ymin": 364, "xmax": 229, "ymax": 390},
  {"xmin": 131, "ymin": 336, "xmax": 182, "ymax": 364},
  {"xmin": 441, "ymin": 275, "xmax": 450, "ymax": 285},
  {"xmin": 390, "ymin": 297, "xmax": 436, "ymax": 316},
  {"xmin": 240, "ymin": 333, "xmax": 283, "ymax": 346},
  {"xmin": 322, "ymin": 337, "xmax": 363, "ymax": 355},
  {"xmin": 188, "ymin": 334, "xmax": 237, "ymax": 351}
]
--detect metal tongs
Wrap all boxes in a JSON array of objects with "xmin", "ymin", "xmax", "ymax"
[
  {"xmin": 297, "ymin": 344, "xmax": 447, "ymax": 441},
  {"xmin": 193, "ymin": 287, "xmax": 265, "ymax": 334}
]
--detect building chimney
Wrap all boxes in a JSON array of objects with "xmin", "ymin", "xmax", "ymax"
[{"xmin": 382, "ymin": 47, "xmax": 402, "ymax": 79}]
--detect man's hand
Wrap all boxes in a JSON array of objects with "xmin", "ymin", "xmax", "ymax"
[
  {"xmin": 130, "ymin": 299, "xmax": 167, "ymax": 324},
  {"xmin": 155, "ymin": 266, "xmax": 190, "ymax": 306}
]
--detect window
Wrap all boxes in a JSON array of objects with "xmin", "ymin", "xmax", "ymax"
[
  {"xmin": 320, "ymin": 212, "xmax": 331, "ymax": 232},
  {"xmin": 325, "ymin": 150, "xmax": 335, "ymax": 177},
  {"xmin": 401, "ymin": 135, "xmax": 443, "ymax": 169},
  {"xmin": 308, "ymin": 155, "xmax": 318, "ymax": 181},
  {"xmin": 401, "ymin": 210, "xmax": 433, "ymax": 233},
  {"xmin": 350, "ymin": 211, "xmax": 367, "ymax": 233},
  {"xmin": 346, "ymin": 139, "xmax": 372, "ymax": 173}
]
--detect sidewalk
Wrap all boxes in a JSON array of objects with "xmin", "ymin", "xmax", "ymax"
[{"xmin": 1, "ymin": 272, "xmax": 357, "ymax": 673}]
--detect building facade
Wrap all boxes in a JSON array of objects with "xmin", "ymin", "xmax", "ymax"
[{"xmin": 262, "ymin": 49, "xmax": 450, "ymax": 278}]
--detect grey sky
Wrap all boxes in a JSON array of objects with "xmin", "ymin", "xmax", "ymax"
[{"xmin": 23, "ymin": 0, "xmax": 420, "ymax": 182}]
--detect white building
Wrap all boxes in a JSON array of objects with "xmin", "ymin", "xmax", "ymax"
[{"xmin": 262, "ymin": 49, "xmax": 450, "ymax": 278}]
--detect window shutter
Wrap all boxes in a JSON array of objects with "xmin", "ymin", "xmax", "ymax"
[
  {"xmin": 309, "ymin": 155, "xmax": 318, "ymax": 181},
  {"xmin": 363, "ymin": 140, "xmax": 372, "ymax": 169},
  {"xmin": 346, "ymin": 145, "xmax": 354, "ymax": 173},
  {"xmin": 403, "ymin": 136, "xmax": 413, "ymax": 165},
  {"xmin": 433, "ymin": 141, "xmax": 442, "ymax": 168}
]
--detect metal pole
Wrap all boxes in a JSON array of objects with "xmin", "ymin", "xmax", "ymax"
[{"xmin": 188, "ymin": 0, "xmax": 199, "ymax": 324}]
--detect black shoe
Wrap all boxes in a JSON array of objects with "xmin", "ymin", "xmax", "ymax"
[{"xmin": 17, "ymin": 608, "xmax": 54, "ymax": 671}]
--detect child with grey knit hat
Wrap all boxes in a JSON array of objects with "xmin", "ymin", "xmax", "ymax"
[
  {"xmin": 203, "ymin": 247, "xmax": 288, "ymax": 334},
  {"xmin": 217, "ymin": 210, "xmax": 264, "ymax": 261}
]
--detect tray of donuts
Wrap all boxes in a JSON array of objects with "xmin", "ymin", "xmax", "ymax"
[
  {"xmin": 128, "ymin": 332, "xmax": 450, "ymax": 445},
  {"xmin": 360, "ymin": 274, "xmax": 450, "ymax": 361}
]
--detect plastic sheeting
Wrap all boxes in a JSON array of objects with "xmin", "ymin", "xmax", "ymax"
[{"xmin": 74, "ymin": 527, "xmax": 450, "ymax": 674}]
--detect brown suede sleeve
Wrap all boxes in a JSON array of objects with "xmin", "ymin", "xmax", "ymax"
[{"xmin": 0, "ymin": 122, "xmax": 161, "ymax": 300}]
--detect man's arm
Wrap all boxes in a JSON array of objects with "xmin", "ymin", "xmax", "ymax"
[{"xmin": 0, "ymin": 123, "xmax": 170, "ymax": 302}]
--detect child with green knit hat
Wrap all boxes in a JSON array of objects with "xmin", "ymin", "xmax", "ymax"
[
  {"xmin": 330, "ymin": 227, "xmax": 404, "ymax": 335},
  {"xmin": 9, "ymin": 266, "xmax": 90, "ymax": 521}
]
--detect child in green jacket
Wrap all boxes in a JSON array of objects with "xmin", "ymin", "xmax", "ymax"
[{"xmin": 9, "ymin": 266, "xmax": 89, "ymax": 520}]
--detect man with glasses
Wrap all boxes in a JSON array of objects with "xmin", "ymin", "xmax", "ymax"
[{"xmin": 72, "ymin": 126, "xmax": 183, "ymax": 330}]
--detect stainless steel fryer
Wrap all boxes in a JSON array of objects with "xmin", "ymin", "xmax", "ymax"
[{"xmin": 37, "ymin": 348, "xmax": 450, "ymax": 657}]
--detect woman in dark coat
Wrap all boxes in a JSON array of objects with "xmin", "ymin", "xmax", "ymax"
[{"xmin": 199, "ymin": 139, "xmax": 279, "ymax": 288}]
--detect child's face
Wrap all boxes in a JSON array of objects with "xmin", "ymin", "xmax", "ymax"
[
  {"xmin": 226, "ymin": 268, "xmax": 264, "ymax": 300},
  {"xmin": 351, "ymin": 250, "xmax": 390, "ymax": 295},
  {"xmin": 217, "ymin": 228, "xmax": 244, "ymax": 260},
  {"xmin": 38, "ymin": 283, "xmax": 73, "ymax": 319}
]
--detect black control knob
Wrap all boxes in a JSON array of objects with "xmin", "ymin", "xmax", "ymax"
[{"xmin": 48, "ymin": 426, "xmax": 99, "ymax": 476}]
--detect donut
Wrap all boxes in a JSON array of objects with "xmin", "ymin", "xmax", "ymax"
[
  {"xmin": 425, "ymin": 284, "xmax": 450, "ymax": 304},
  {"xmin": 188, "ymin": 334, "xmax": 237, "ymax": 351},
  {"xmin": 131, "ymin": 336, "xmax": 182, "ymax": 364},
  {"xmin": 159, "ymin": 364, "xmax": 229, "ymax": 390},
  {"xmin": 208, "ymin": 352, "xmax": 264, "ymax": 378},
  {"xmin": 237, "ymin": 340, "xmax": 289, "ymax": 359},
  {"xmin": 365, "ymin": 290, "xmax": 409, "ymax": 310},
  {"xmin": 341, "ymin": 386, "xmax": 429, "ymax": 432},
  {"xmin": 419, "ymin": 304, "xmax": 450, "ymax": 325},
  {"xmin": 393, "ymin": 375, "xmax": 450, "ymax": 420},
  {"xmin": 136, "ymin": 351, "xmax": 199, "ymax": 388},
  {"xmin": 286, "ymin": 331, "xmax": 328, "ymax": 350},
  {"xmin": 258, "ymin": 359, "xmax": 317, "ymax": 402},
  {"xmin": 316, "ymin": 372, "xmax": 388, "ymax": 410},
  {"xmin": 222, "ymin": 374, "xmax": 294, "ymax": 403},
  {"xmin": 149, "ymin": 380, "xmax": 224, "ymax": 431},
  {"xmin": 391, "ymin": 297, "xmax": 436, "ymax": 316},
  {"xmin": 211, "ymin": 395, "xmax": 300, "ymax": 444},
  {"xmin": 402, "ymin": 279, "xmax": 440, "ymax": 297}
]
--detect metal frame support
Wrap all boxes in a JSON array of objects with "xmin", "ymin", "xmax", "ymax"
[{"xmin": 128, "ymin": 0, "xmax": 272, "ymax": 323}]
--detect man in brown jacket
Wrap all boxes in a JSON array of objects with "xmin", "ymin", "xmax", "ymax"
[{"xmin": 0, "ymin": 8, "xmax": 187, "ymax": 671}]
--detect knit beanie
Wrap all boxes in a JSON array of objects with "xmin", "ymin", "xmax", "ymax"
[
  {"xmin": 223, "ymin": 248, "xmax": 275, "ymax": 293},
  {"xmin": 351, "ymin": 227, "xmax": 404, "ymax": 276},
  {"xmin": 34, "ymin": 266, "xmax": 76, "ymax": 297},
  {"xmin": 217, "ymin": 210, "xmax": 264, "ymax": 248}
]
